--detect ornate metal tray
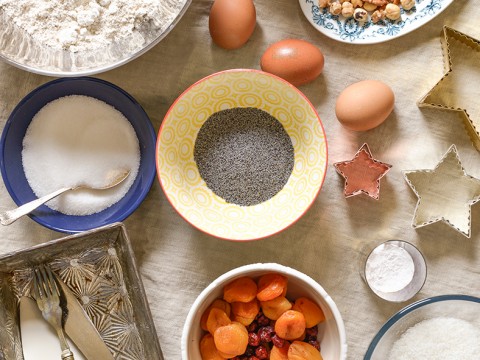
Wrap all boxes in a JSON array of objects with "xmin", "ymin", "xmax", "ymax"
[{"xmin": 0, "ymin": 222, "xmax": 163, "ymax": 360}]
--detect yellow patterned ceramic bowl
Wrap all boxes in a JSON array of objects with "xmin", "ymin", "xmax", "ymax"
[{"xmin": 156, "ymin": 69, "xmax": 327, "ymax": 241}]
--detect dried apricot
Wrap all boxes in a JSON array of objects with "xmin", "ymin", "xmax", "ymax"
[
  {"xmin": 201, "ymin": 299, "xmax": 232, "ymax": 331},
  {"xmin": 206, "ymin": 308, "xmax": 231, "ymax": 335},
  {"xmin": 261, "ymin": 296, "xmax": 292, "ymax": 320},
  {"xmin": 231, "ymin": 298, "xmax": 260, "ymax": 326},
  {"xmin": 292, "ymin": 330, "xmax": 306, "ymax": 341},
  {"xmin": 270, "ymin": 341, "xmax": 290, "ymax": 360},
  {"xmin": 213, "ymin": 321, "xmax": 249, "ymax": 356},
  {"xmin": 274, "ymin": 310, "xmax": 306, "ymax": 340},
  {"xmin": 199, "ymin": 333, "xmax": 227, "ymax": 360},
  {"xmin": 257, "ymin": 273, "xmax": 288, "ymax": 301},
  {"xmin": 292, "ymin": 297, "xmax": 325, "ymax": 328},
  {"xmin": 288, "ymin": 340, "xmax": 323, "ymax": 360},
  {"xmin": 223, "ymin": 276, "xmax": 258, "ymax": 303}
]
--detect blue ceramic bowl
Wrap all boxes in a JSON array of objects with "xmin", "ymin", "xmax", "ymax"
[
  {"xmin": 364, "ymin": 294, "xmax": 480, "ymax": 359},
  {"xmin": 0, "ymin": 77, "xmax": 156, "ymax": 233}
]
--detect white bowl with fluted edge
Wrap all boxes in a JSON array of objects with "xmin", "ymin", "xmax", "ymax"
[{"xmin": 181, "ymin": 263, "xmax": 347, "ymax": 360}]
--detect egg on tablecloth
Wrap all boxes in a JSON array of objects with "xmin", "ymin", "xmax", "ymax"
[
  {"xmin": 260, "ymin": 39, "xmax": 325, "ymax": 86},
  {"xmin": 335, "ymin": 80, "xmax": 395, "ymax": 131},
  {"xmin": 209, "ymin": 0, "xmax": 256, "ymax": 50}
]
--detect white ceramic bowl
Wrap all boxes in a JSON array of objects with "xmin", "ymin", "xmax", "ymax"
[{"xmin": 181, "ymin": 263, "xmax": 347, "ymax": 360}]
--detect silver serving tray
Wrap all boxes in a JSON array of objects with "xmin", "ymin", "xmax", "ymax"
[{"xmin": 0, "ymin": 222, "xmax": 163, "ymax": 360}]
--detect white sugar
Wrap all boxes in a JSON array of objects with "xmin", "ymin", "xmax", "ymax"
[
  {"xmin": 389, "ymin": 317, "xmax": 480, "ymax": 359},
  {"xmin": 22, "ymin": 95, "xmax": 140, "ymax": 216},
  {"xmin": 365, "ymin": 243, "xmax": 415, "ymax": 293}
]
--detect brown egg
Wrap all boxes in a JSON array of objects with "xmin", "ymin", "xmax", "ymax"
[
  {"xmin": 209, "ymin": 0, "xmax": 256, "ymax": 50},
  {"xmin": 335, "ymin": 80, "xmax": 395, "ymax": 131},
  {"xmin": 260, "ymin": 39, "xmax": 325, "ymax": 86}
]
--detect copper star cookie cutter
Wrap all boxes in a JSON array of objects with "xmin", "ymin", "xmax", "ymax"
[{"xmin": 333, "ymin": 143, "xmax": 391, "ymax": 200}]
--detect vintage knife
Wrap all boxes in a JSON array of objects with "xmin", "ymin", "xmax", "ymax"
[
  {"xmin": 19, "ymin": 296, "xmax": 85, "ymax": 360},
  {"xmin": 57, "ymin": 279, "xmax": 115, "ymax": 360}
]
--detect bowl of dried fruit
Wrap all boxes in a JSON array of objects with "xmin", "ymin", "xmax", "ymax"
[
  {"xmin": 181, "ymin": 263, "xmax": 347, "ymax": 360},
  {"xmin": 156, "ymin": 69, "xmax": 328, "ymax": 241}
]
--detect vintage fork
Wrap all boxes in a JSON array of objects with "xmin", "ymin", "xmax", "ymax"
[{"xmin": 33, "ymin": 265, "xmax": 75, "ymax": 360}]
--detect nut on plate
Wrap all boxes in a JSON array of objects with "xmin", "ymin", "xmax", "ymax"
[
  {"xmin": 400, "ymin": 0, "xmax": 415, "ymax": 10},
  {"xmin": 371, "ymin": 9, "xmax": 385, "ymax": 23},
  {"xmin": 329, "ymin": 1, "xmax": 342, "ymax": 15},
  {"xmin": 351, "ymin": 0, "xmax": 363, "ymax": 7},
  {"xmin": 385, "ymin": 3, "xmax": 401, "ymax": 20},
  {"xmin": 363, "ymin": 0, "xmax": 387, "ymax": 5},
  {"xmin": 363, "ymin": 2, "xmax": 377, "ymax": 11},
  {"xmin": 354, "ymin": 7, "xmax": 369, "ymax": 21},
  {"xmin": 318, "ymin": 0, "xmax": 329, "ymax": 8},
  {"xmin": 341, "ymin": 2, "xmax": 354, "ymax": 18}
]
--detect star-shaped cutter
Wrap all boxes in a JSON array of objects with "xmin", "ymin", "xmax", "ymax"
[
  {"xmin": 418, "ymin": 26, "xmax": 480, "ymax": 152},
  {"xmin": 333, "ymin": 143, "xmax": 391, "ymax": 200},
  {"xmin": 403, "ymin": 144, "xmax": 480, "ymax": 238}
]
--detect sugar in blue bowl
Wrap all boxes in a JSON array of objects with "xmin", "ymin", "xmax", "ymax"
[{"xmin": 0, "ymin": 77, "xmax": 156, "ymax": 233}]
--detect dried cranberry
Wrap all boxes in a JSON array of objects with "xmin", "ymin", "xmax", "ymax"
[
  {"xmin": 244, "ymin": 346, "xmax": 255, "ymax": 356},
  {"xmin": 308, "ymin": 339, "xmax": 321, "ymax": 351},
  {"xmin": 271, "ymin": 334, "xmax": 285, "ymax": 348},
  {"xmin": 255, "ymin": 345, "xmax": 269, "ymax": 359},
  {"xmin": 248, "ymin": 332, "xmax": 260, "ymax": 347},
  {"xmin": 248, "ymin": 357, "xmax": 260, "ymax": 360},
  {"xmin": 306, "ymin": 326, "xmax": 319, "ymax": 338},
  {"xmin": 256, "ymin": 314, "xmax": 270, "ymax": 327},
  {"xmin": 247, "ymin": 322, "xmax": 258, "ymax": 332},
  {"xmin": 257, "ymin": 326, "xmax": 274, "ymax": 343}
]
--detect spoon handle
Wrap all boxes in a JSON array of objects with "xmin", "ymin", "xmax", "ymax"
[{"xmin": 0, "ymin": 187, "xmax": 72, "ymax": 226}]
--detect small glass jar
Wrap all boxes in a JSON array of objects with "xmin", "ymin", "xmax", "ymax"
[{"xmin": 361, "ymin": 240, "xmax": 427, "ymax": 302}]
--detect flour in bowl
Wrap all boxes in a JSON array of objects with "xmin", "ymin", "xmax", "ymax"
[
  {"xmin": 389, "ymin": 317, "xmax": 480, "ymax": 360},
  {"xmin": 0, "ymin": 0, "xmax": 185, "ymax": 52},
  {"xmin": 22, "ymin": 95, "xmax": 140, "ymax": 216}
]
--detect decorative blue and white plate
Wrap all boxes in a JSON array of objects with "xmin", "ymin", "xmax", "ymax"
[{"xmin": 299, "ymin": 0, "xmax": 453, "ymax": 44}]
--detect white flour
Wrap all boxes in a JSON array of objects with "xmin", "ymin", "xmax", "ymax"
[
  {"xmin": 0, "ymin": 0, "xmax": 182, "ymax": 52},
  {"xmin": 365, "ymin": 243, "xmax": 415, "ymax": 293}
]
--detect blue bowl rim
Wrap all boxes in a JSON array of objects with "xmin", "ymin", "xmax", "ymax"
[
  {"xmin": 0, "ymin": 76, "xmax": 156, "ymax": 233},
  {"xmin": 364, "ymin": 294, "xmax": 480, "ymax": 359}
]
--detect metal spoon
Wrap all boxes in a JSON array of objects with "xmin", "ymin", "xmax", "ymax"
[{"xmin": 0, "ymin": 170, "xmax": 130, "ymax": 226}]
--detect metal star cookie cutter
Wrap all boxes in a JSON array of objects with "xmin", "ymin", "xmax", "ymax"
[
  {"xmin": 333, "ymin": 143, "xmax": 391, "ymax": 200},
  {"xmin": 403, "ymin": 145, "xmax": 480, "ymax": 238},
  {"xmin": 418, "ymin": 26, "xmax": 480, "ymax": 152}
]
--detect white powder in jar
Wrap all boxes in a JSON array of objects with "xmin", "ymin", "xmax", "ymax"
[
  {"xmin": 389, "ymin": 317, "xmax": 480, "ymax": 359},
  {"xmin": 0, "ymin": 0, "xmax": 185, "ymax": 52},
  {"xmin": 22, "ymin": 95, "xmax": 140, "ymax": 216},
  {"xmin": 365, "ymin": 243, "xmax": 415, "ymax": 293}
]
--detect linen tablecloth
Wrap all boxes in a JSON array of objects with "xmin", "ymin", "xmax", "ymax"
[{"xmin": 1, "ymin": 0, "xmax": 479, "ymax": 358}]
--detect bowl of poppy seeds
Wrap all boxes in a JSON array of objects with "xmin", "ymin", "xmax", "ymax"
[{"xmin": 156, "ymin": 69, "xmax": 328, "ymax": 241}]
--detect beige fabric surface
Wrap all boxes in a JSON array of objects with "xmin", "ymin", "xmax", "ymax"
[{"xmin": 1, "ymin": 0, "xmax": 480, "ymax": 358}]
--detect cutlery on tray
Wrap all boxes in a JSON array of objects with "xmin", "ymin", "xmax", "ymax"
[
  {"xmin": 30, "ymin": 264, "xmax": 114, "ymax": 360},
  {"xmin": 33, "ymin": 265, "xmax": 75, "ymax": 360}
]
